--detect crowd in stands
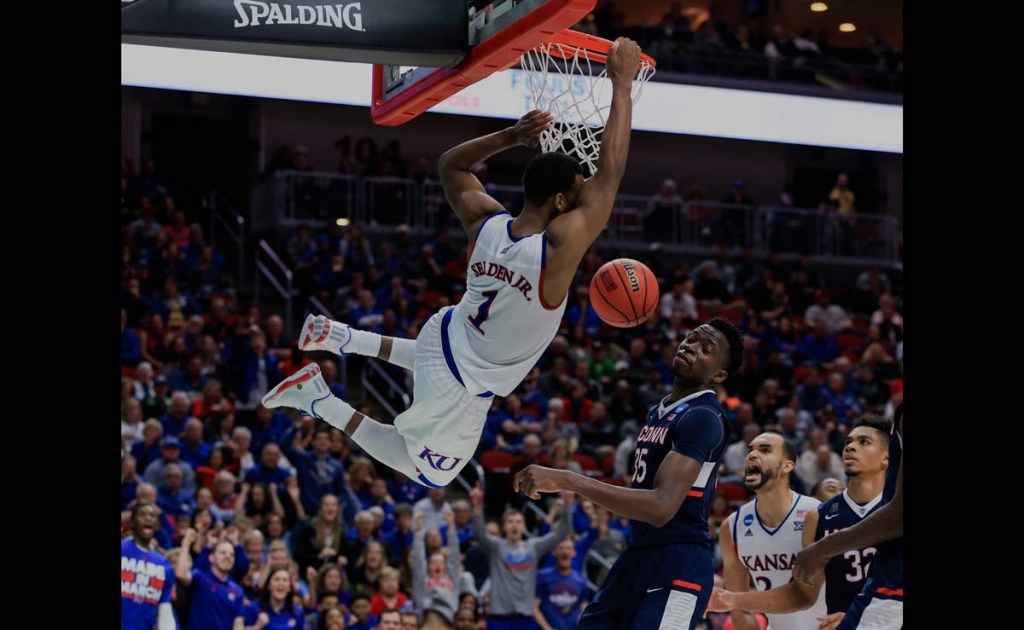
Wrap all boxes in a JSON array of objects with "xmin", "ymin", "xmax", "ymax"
[
  {"xmin": 567, "ymin": 1, "xmax": 902, "ymax": 92},
  {"xmin": 121, "ymin": 158, "xmax": 903, "ymax": 630}
]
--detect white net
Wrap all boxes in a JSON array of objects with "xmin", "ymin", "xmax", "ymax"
[{"xmin": 520, "ymin": 40, "xmax": 655, "ymax": 176}]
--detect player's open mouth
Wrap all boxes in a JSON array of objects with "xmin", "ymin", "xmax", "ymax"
[
  {"xmin": 745, "ymin": 465, "xmax": 761, "ymax": 482},
  {"xmin": 141, "ymin": 526, "xmax": 154, "ymax": 535}
]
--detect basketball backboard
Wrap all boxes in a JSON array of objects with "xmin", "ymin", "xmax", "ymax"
[{"xmin": 122, "ymin": 0, "xmax": 597, "ymax": 125}]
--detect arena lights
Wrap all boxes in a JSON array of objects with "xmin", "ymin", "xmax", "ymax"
[
  {"xmin": 839, "ymin": 22, "xmax": 857, "ymax": 32},
  {"xmin": 810, "ymin": 3, "xmax": 828, "ymax": 11}
]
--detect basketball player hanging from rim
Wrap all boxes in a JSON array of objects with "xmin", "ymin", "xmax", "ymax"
[{"xmin": 261, "ymin": 37, "xmax": 645, "ymax": 490}]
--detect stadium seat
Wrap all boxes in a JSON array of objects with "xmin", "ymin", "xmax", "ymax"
[
  {"xmin": 720, "ymin": 308, "xmax": 744, "ymax": 324},
  {"xmin": 716, "ymin": 481, "xmax": 749, "ymax": 507},
  {"xmin": 793, "ymin": 365, "xmax": 811, "ymax": 384},
  {"xmin": 601, "ymin": 454, "xmax": 615, "ymax": 476},
  {"xmin": 121, "ymin": 366, "xmax": 137, "ymax": 379},
  {"xmin": 836, "ymin": 333, "xmax": 864, "ymax": 351},
  {"xmin": 479, "ymin": 450, "xmax": 516, "ymax": 473},
  {"xmin": 572, "ymin": 453, "xmax": 600, "ymax": 475}
]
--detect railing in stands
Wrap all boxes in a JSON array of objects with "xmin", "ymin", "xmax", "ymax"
[
  {"xmin": 260, "ymin": 171, "xmax": 900, "ymax": 265},
  {"xmin": 204, "ymin": 189, "xmax": 246, "ymax": 286},
  {"xmin": 361, "ymin": 361, "xmax": 409, "ymax": 419},
  {"xmin": 253, "ymin": 239, "xmax": 294, "ymax": 338}
]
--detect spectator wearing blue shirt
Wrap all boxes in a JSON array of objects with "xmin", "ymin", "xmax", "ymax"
[
  {"xmin": 345, "ymin": 591, "xmax": 379, "ymax": 630},
  {"xmin": 278, "ymin": 419, "xmax": 358, "ymax": 522},
  {"xmin": 122, "ymin": 309, "xmax": 143, "ymax": 366},
  {"xmin": 439, "ymin": 500, "xmax": 476, "ymax": 553},
  {"xmin": 244, "ymin": 443, "xmax": 296, "ymax": 489},
  {"xmin": 822, "ymin": 371, "xmax": 863, "ymax": 428},
  {"xmin": 174, "ymin": 529, "xmax": 247, "ymax": 630},
  {"xmin": 243, "ymin": 567, "xmax": 310, "ymax": 630},
  {"xmin": 535, "ymin": 538, "xmax": 590, "ymax": 630},
  {"xmin": 156, "ymin": 463, "xmax": 195, "ymax": 519},
  {"xmin": 179, "ymin": 418, "xmax": 212, "ymax": 470},
  {"xmin": 383, "ymin": 504, "xmax": 415, "ymax": 567},
  {"xmin": 159, "ymin": 393, "xmax": 196, "ymax": 442},
  {"xmin": 121, "ymin": 502, "xmax": 177, "ymax": 630},
  {"xmin": 249, "ymin": 406, "xmax": 294, "ymax": 460},
  {"xmin": 795, "ymin": 321, "xmax": 842, "ymax": 369},
  {"xmin": 387, "ymin": 470, "xmax": 427, "ymax": 507}
]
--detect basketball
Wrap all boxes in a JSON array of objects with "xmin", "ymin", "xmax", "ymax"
[{"xmin": 589, "ymin": 258, "xmax": 659, "ymax": 328}]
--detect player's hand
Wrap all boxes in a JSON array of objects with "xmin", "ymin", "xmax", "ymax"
[
  {"xmin": 469, "ymin": 483, "xmax": 485, "ymax": 511},
  {"xmin": 511, "ymin": 109, "xmax": 554, "ymax": 148},
  {"xmin": 817, "ymin": 613, "xmax": 845, "ymax": 630},
  {"xmin": 704, "ymin": 587, "xmax": 734, "ymax": 614},
  {"xmin": 605, "ymin": 37, "xmax": 642, "ymax": 85},
  {"xmin": 513, "ymin": 465, "xmax": 567, "ymax": 500},
  {"xmin": 792, "ymin": 542, "xmax": 830, "ymax": 586}
]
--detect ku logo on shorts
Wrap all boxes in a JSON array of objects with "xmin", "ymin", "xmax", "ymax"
[{"xmin": 419, "ymin": 447, "xmax": 464, "ymax": 472}]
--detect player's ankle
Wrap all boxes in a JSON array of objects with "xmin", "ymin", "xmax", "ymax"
[
  {"xmin": 313, "ymin": 395, "xmax": 353, "ymax": 428},
  {"xmin": 345, "ymin": 327, "xmax": 382, "ymax": 357}
]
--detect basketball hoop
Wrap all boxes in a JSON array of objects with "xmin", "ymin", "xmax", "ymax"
[{"xmin": 520, "ymin": 30, "xmax": 656, "ymax": 176}]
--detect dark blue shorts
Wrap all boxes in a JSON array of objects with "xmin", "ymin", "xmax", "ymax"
[
  {"xmin": 578, "ymin": 543, "xmax": 713, "ymax": 630},
  {"xmin": 837, "ymin": 578, "xmax": 903, "ymax": 630},
  {"xmin": 486, "ymin": 616, "xmax": 537, "ymax": 630}
]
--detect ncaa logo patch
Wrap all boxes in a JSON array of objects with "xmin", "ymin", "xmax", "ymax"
[{"xmin": 743, "ymin": 514, "xmax": 754, "ymax": 526}]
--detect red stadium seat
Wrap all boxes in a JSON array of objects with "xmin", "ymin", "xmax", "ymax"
[
  {"xmin": 836, "ymin": 333, "xmax": 864, "ymax": 351},
  {"xmin": 716, "ymin": 481, "xmax": 749, "ymax": 507},
  {"xmin": 121, "ymin": 366, "xmax": 137, "ymax": 379},
  {"xmin": 479, "ymin": 450, "xmax": 516, "ymax": 473},
  {"xmin": 793, "ymin": 365, "xmax": 811, "ymax": 384},
  {"xmin": 601, "ymin": 454, "xmax": 615, "ymax": 476},
  {"xmin": 572, "ymin": 453, "xmax": 600, "ymax": 474}
]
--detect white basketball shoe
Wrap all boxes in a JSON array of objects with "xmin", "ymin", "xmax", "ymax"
[
  {"xmin": 261, "ymin": 363, "xmax": 332, "ymax": 420},
  {"xmin": 298, "ymin": 314, "xmax": 352, "ymax": 355}
]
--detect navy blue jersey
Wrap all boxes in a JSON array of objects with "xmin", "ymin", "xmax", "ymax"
[
  {"xmin": 869, "ymin": 406, "xmax": 903, "ymax": 592},
  {"xmin": 814, "ymin": 490, "xmax": 884, "ymax": 614},
  {"xmin": 628, "ymin": 390, "xmax": 727, "ymax": 547}
]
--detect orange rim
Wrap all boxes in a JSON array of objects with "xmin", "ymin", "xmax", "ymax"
[{"xmin": 542, "ymin": 30, "xmax": 656, "ymax": 68}]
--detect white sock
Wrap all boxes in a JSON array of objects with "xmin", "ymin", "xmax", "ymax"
[
  {"xmin": 345, "ymin": 327, "xmax": 382, "ymax": 358},
  {"xmin": 313, "ymin": 395, "xmax": 355, "ymax": 430},
  {"xmin": 386, "ymin": 338, "xmax": 417, "ymax": 371}
]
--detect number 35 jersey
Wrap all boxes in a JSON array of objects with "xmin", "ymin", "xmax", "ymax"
[
  {"xmin": 451, "ymin": 211, "xmax": 566, "ymax": 397},
  {"xmin": 627, "ymin": 390, "xmax": 728, "ymax": 548}
]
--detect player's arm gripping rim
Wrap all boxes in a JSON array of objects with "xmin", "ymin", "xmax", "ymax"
[
  {"xmin": 437, "ymin": 109, "xmax": 554, "ymax": 239},
  {"xmin": 792, "ymin": 412, "xmax": 903, "ymax": 586},
  {"xmin": 544, "ymin": 37, "xmax": 640, "ymax": 263},
  {"xmin": 709, "ymin": 509, "xmax": 825, "ymax": 617},
  {"xmin": 715, "ymin": 515, "xmax": 764, "ymax": 630}
]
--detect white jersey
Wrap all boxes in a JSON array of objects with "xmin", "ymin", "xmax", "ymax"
[
  {"xmin": 729, "ymin": 493, "xmax": 828, "ymax": 630},
  {"xmin": 450, "ymin": 211, "xmax": 567, "ymax": 397}
]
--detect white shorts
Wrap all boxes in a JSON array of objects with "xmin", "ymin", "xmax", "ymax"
[{"xmin": 393, "ymin": 306, "xmax": 494, "ymax": 488}]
